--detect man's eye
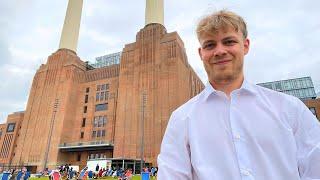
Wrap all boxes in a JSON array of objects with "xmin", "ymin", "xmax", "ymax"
[
  {"xmin": 224, "ymin": 40, "xmax": 237, "ymax": 45},
  {"xmin": 203, "ymin": 43, "xmax": 215, "ymax": 49}
]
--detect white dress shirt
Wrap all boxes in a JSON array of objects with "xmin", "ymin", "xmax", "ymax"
[{"xmin": 157, "ymin": 80, "xmax": 320, "ymax": 180}]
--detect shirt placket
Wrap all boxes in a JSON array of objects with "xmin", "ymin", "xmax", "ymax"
[{"xmin": 229, "ymin": 95, "xmax": 254, "ymax": 180}]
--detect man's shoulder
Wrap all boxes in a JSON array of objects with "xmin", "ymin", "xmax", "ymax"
[
  {"xmin": 254, "ymin": 84, "xmax": 304, "ymax": 107},
  {"xmin": 255, "ymin": 84, "xmax": 294, "ymax": 98}
]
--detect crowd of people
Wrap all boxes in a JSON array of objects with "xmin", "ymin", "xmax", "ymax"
[
  {"xmin": 0, "ymin": 164, "xmax": 157, "ymax": 180},
  {"xmin": 143, "ymin": 167, "xmax": 157, "ymax": 177},
  {"xmin": 44, "ymin": 164, "xmax": 157, "ymax": 180},
  {"xmin": 0, "ymin": 166, "xmax": 30, "ymax": 180}
]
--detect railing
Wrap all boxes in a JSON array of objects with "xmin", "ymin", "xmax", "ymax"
[{"xmin": 59, "ymin": 140, "xmax": 114, "ymax": 148}]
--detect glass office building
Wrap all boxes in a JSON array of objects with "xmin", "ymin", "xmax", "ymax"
[
  {"xmin": 91, "ymin": 52, "xmax": 121, "ymax": 68},
  {"xmin": 257, "ymin": 77, "xmax": 317, "ymax": 100}
]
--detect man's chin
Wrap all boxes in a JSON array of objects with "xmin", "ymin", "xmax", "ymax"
[{"xmin": 210, "ymin": 74, "xmax": 235, "ymax": 83}]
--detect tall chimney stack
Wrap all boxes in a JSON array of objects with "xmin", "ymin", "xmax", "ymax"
[
  {"xmin": 145, "ymin": 0, "xmax": 164, "ymax": 26},
  {"xmin": 59, "ymin": 0, "xmax": 83, "ymax": 53}
]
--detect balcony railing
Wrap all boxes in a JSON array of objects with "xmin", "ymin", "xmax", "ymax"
[{"xmin": 59, "ymin": 141, "xmax": 114, "ymax": 152}]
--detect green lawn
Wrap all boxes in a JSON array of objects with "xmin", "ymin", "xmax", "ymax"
[{"xmin": 30, "ymin": 178, "xmax": 49, "ymax": 180}]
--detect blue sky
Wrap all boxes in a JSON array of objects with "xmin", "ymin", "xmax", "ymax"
[{"xmin": 0, "ymin": 0, "xmax": 319, "ymax": 123}]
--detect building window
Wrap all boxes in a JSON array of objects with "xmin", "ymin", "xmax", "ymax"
[
  {"xmin": 95, "ymin": 91, "xmax": 109, "ymax": 101},
  {"xmin": 307, "ymin": 79, "xmax": 313, "ymax": 87},
  {"xmin": 275, "ymin": 82, "xmax": 282, "ymax": 90},
  {"xmin": 80, "ymin": 132, "xmax": 84, "ymax": 139},
  {"xmin": 95, "ymin": 103, "xmax": 107, "ymax": 112},
  {"xmin": 102, "ymin": 130, "xmax": 106, "ymax": 137},
  {"xmin": 96, "ymin": 84, "xmax": 110, "ymax": 102},
  {"xmin": 100, "ymin": 92, "xmax": 104, "ymax": 101},
  {"xmin": 105, "ymin": 91, "xmax": 109, "ymax": 100},
  {"xmin": 77, "ymin": 154, "xmax": 81, "ymax": 161},
  {"xmin": 93, "ymin": 116, "xmax": 107, "ymax": 127},
  {"xmin": 85, "ymin": 95, "xmax": 88, "ymax": 103},
  {"xmin": 97, "ymin": 130, "xmax": 101, "ymax": 137},
  {"xmin": 99, "ymin": 84, "xmax": 110, "ymax": 91},
  {"xmin": 101, "ymin": 84, "xmax": 106, "ymax": 91},
  {"xmin": 103, "ymin": 116, "xmax": 107, "ymax": 126},
  {"xmin": 86, "ymin": 87, "xmax": 90, "ymax": 93},
  {"xmin": 301, "ymin": 79, "xmax": 307, "ymax": 88},
  {"xmin": 98, "ymin": 117, "xmax": 102, "ymax": 127},
  {"xmin": 7, "ymin": 123, "xmax": 16, "ymax": 132},
  {"xmin": 84, "ymin": 106, "xmax": 87, "ymax": 113},
  {"xmin": 93, "ymin": 117, "xmax": 98, "ymax": 127},
  {"xmin": 283, "ymin": 81, "xmax": 289, "ymax": 90},
  {"xmin": 309, "ymin": 107, "xmax": 317, "ymax": 117},
  {"xmin": 96, "ymin": 93, "xmax": 99, "ymax": 101},
  {"xmin": 92, "ymin": 131, "xmax": 96, "ymax": 138},
  {"xmin": 82, "ymin": 118, "xmax": 86, "ymax": 127}
]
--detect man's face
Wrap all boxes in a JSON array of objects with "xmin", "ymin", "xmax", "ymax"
[{"xmin": 198, "ymin": 28, "xmax": 249, "ymax": 84}]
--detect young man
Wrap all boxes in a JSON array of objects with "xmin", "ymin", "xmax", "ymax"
[{"xmin": 157, "ymin": 10, "xmax": 320, "ymax": 179}]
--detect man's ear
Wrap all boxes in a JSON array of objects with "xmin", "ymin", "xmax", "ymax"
[
  {"xmin": 244, "ymin": 38, "xmax": 250, "ymax": 55},
  {"xmin": 198, "ymin": 47, "xmax": 203, "ymax": 61}
]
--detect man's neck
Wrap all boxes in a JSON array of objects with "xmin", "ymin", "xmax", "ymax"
[{"xmin": 210, "ymin": 75, "xmax": 244, "ymax": 97}]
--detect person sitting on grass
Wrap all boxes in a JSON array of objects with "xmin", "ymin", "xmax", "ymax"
[
  {"xmin": 124, "ymin": 169, "xmax": 133, "ymax": 180},
  {"xmin": 49, "ymin": 169, "xmax": 61, "ymax": 180}
]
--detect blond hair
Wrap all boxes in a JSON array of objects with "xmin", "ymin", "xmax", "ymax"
[{"xmin": 196, "ymin": 10, "xmax": 248, "ymax": 40}]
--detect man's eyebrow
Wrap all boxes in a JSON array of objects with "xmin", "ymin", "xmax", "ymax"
[
  {"xmin": 222, "ymin": 36, "xmax": 238, "ymax": 41},
  {"xmin": 202, "ymin": 40, "xmax": 216, "ymax": 45}
]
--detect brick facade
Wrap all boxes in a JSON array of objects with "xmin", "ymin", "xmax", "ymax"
[
  {"xmin": 0, "ymin": 112, "xmax": 24, "ymax": 165},
  {"xmin": 304, "ymin": 98, "xmax": 320, "ymax": 120},
  {"xmin": 1, "ymin": 24, "xmax": 204, "ymax": 171}
]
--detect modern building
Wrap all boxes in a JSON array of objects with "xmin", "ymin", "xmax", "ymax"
[
  {"xmin": 91, "ymin": 52, "xmax": 121, "ymax": 68},
  {"xmin": 0, "ymin": 0, "xmax": 204, "ymax": 172},
  {"xmin": 258, "ymin": 77, "xmax": 320, "ymax": 119},
  {"xmin": 257, "ymin": 77, "xmax": 317, "ymax": 100}
]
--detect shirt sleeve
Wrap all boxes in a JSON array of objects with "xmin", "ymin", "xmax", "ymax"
[
  {"xmin": 157, "ymin": 111, "xmax": 192, "ymax": 180},
  {"xmin": 294, "ymin": 102, "xmax": 320, "ymax": 179}
]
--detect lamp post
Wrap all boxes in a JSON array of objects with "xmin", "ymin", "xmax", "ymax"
[
  {"xmin": 43, "ymin": 99, "xmax": 59, "ymax": 170},
  {"xmin": 140, "ymin": 92, "xmax": 147, "ymax": 173}
]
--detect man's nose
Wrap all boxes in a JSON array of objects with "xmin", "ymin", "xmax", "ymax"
[{"xmin": 213, "ymin": 44, "xmax": 227, "ymax": 57}]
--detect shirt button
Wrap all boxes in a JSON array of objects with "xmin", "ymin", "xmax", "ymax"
[
  {"xmin": 241, "ymin": 169, "xmax": 250, "ymax": 176},
  {"xmin": 234, "ymin": 134, "xmax": 241, "ymax": 140}
]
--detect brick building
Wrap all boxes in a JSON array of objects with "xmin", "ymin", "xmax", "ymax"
[
  {"xmin": 0, "ymin": 0, "xmax": 204, "ymax": 172},
  {"xmin": 0, "ymin": 112, "xmax": 24, "ymax": 168},
  {"xmin": 304, "ymin": 99, "xmax": 320, "ymax": 119}
]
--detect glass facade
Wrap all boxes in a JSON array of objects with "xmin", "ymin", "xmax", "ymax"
[
  {"xmin": 257, "ymin": 77, "xmax": 317, "ymax": 100},
  {"xmin": 91, "ymin": 52, "xmax": 121, "ymax": 68}
]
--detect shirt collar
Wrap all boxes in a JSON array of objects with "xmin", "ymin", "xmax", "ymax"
[
  {"xmin": 202, "ymin": 78, "xmax": 258, "ymax": 102},
  {"xmin": 240, "ymin": 79, "xmax": 258, "ymax": 95}
]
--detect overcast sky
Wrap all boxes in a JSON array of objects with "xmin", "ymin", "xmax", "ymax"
[{"xmin": 0, "ymin": 0, "xmax": 319, "ymax": 123}]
